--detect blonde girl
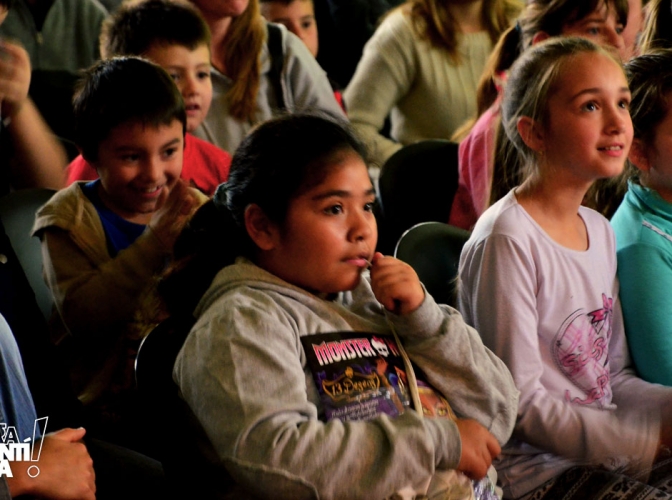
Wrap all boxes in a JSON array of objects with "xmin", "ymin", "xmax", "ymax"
[{"xmin": 458, "ymin": 37, "xmax": 672, "ymax": 499}]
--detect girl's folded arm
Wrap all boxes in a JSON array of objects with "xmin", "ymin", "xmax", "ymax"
[{"xmin": 387, "ymin": 292, "xmax": 519, "ymax": 446}]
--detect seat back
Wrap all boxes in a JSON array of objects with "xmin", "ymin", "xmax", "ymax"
[
  {"xmin": 135, "ymin": 315, "xmax": 231, "ymax": 498},
  {"xmin": 377, "ymin": 139, "xmax": 459, "ymax": 254},
  {"xmin": 394, "ymin": 221, "xmax": 471, "ymax": 308},
  {"xmin": 0, "ymin": 189, "xmax": 56, "ymax": 321}
]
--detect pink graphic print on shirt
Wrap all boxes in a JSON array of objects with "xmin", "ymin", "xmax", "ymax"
[{"xmin": 552, "ymin": 294, "xmax": 614, "ymax": 407}]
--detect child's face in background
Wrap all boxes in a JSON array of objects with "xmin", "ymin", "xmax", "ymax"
[
  {"xmin": 561, "ymin": 1, "xmax": 626, "ymax": 60},
  {"xmin": 258, "ymin": 152, "xmax": 376, "ymax": 296},
  {"xmin": 537, "ymin": 52, "xmax": 632, "ymax": 185},
  {"xmin": 261, "ymin": 0, "xmax": 319, "ymax": 57},
  {"xmin": 93, "ymin": 119, "xmax": 184, "ymax": 225},
  {"xmin": 635, "ymin": 97, "xmax": 672, "ymax": 203},
  {"xmin": 144, "ymin": 43, "xmax": 213, "ymax": 133}
]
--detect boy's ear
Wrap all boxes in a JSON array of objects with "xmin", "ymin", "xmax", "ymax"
[
  {"xmin": 629, "ymin": 138, "xmax": 651, "ymax": 172},
  {"xmin": 517, "ymin": 116, "xmax": 545, "ymax": 153},
  {"xmin": 532, "ymin": 31, "xmax": 550, "ymax": 45},
  {"xmin": 244, "ymin": 204, "xmax": 279, "ymax": 251}
]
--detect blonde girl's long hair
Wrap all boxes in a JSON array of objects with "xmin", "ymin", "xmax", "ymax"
[
  {"xmin": 225, "ymin": 0, "xmax": 266, "ymax": 122},
  {"xmin": 639, "ymin": 0, "xmax": 672, "ymax": 53},
  {"xmin": 398, "ymin": 0, "xmax": 522, "ymax": 62}
]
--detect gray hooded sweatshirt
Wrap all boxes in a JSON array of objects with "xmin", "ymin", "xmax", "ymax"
[{"xmin": 174, "ymin": 259, "xmax": 518, "ymax": 499}]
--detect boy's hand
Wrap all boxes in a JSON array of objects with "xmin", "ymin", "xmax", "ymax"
[
  {"xmin": 369, "ymin": 252, "xmax": 424, "ymax": 315},
  {"xmin": 0, "ymin": 40, "xmax": 31, "ymax": 118},
  {"xmin": 149, "ymin": 179, "xmax": 198, "ymax": 249},
  {"xmin": 7, "ymin": 427, "xmax": 96, "ymax": 499},
  {"xmin": 455, "ymin": 419, "xmax": 500, "ymax": 480}
]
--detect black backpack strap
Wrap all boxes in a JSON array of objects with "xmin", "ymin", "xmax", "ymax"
[{"xmin": 266, "ymin": 23, "xmax": 287, "ymax": 112}]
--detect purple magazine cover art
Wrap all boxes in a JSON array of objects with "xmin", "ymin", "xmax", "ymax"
[{"xmin": 301, "ymin": 332, "xmax": 411, "ymax": 421}]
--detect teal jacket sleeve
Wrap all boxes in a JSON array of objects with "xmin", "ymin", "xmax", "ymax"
[{"xmin": 617, "ymin": 241, "xmax": 672, "ymax": 385}]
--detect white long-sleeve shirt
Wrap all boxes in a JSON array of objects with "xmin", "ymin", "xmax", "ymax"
[{"xmin": 458, "ymin": 190, "xmax": 672, "ymax": 499}]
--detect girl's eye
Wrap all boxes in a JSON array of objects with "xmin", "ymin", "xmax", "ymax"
[
  {"xmin": 169, "ymin": 73, "xmax": 180, "ymax": 82},
  {"xmin": 616, "ymin": 25, "xmax": 624, "ymax": 35},
  {"xmin": 197, "ymin": 71, "xmax": 210, "ymax": 80},
  {"xmin": 301, "ymin": 20, "xmax": 314, "ymax": 29},
  {"xmin": 582, "ymin": 101, "xmax": 598, "ymax": 112},
  {"xmin": 324, "ymin": 205, "xmax": 343, "ymax": 215},
  {"xmin": 121, "ymin": 154, "xmax": 140, "ymax": 162},
  {"xmin": 364, "ymin": 201, "xmax": 376, "ymax": 212},
  {"xmin": 618, "ymin": 99, "xmax": 630, "ymax": 109},
  {"xmin": 586, "ymin": 27, "xmax": 600, "ymax": 36}
]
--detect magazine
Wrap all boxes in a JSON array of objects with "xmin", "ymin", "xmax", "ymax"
[{"xmin": 301, "ymin": 331, "xmax": 411, "ymax": 422}]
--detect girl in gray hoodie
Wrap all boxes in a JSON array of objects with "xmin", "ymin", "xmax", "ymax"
[{"xmin": 164, "ymin": 113, "xmax": 519, "ymax": 499}]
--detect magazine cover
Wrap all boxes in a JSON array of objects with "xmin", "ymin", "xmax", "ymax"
[{"xmin": 301, "ymin": 331, "xmax": 412, "ymax": 422}]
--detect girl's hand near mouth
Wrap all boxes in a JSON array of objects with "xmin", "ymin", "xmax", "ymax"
[{"xmin": 369, "ymin": 252, "xmax": 424, "ymax": 315}]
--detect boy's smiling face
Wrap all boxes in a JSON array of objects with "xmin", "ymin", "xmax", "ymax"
[
  {"xmin": 143, "ymin": 43, "xmax": 213, "ymax": 133},
  {"xmin": 92, "ymin": 119, "xmax": 184, "ymax": 225}
]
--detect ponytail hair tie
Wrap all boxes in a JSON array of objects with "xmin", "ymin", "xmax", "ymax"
[{"xmin": 212, "ymin": 183, "xmax": 229, "ymax": 212}]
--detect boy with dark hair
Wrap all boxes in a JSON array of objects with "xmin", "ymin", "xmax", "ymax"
[
  {"xmin": 66, "ymin": 0, "xmax": 231, "ymax": 196},
  {"xmin": 32, "ymin": 57, "xmax": 205, "ymax": 446}
]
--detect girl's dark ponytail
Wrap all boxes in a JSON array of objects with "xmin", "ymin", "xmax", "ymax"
[{"xmin": 160, "ymin": 187, "xmax": 250, "ymax": 317}]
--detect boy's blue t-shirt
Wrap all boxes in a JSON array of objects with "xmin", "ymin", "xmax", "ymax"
[{"xmin": 81, "ymin": 180, "xmax": 146, "ymax": 257}]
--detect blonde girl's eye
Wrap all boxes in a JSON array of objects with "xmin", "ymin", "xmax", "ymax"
[{"xmin": 582, "ymin": 101, "xmax": 598, "ymax": 112}]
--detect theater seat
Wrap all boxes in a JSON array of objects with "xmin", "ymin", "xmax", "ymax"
[
  {"xmin": 377, "ymin": 139, "xmax": 459, "ymax": 254},
  {"xmin": 394, "ymin": 221, "xmax": 470, "ymax": 308},
  {"xmin": 0, "ymin": 188, "xmax": 56, "ymax": 321}
]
